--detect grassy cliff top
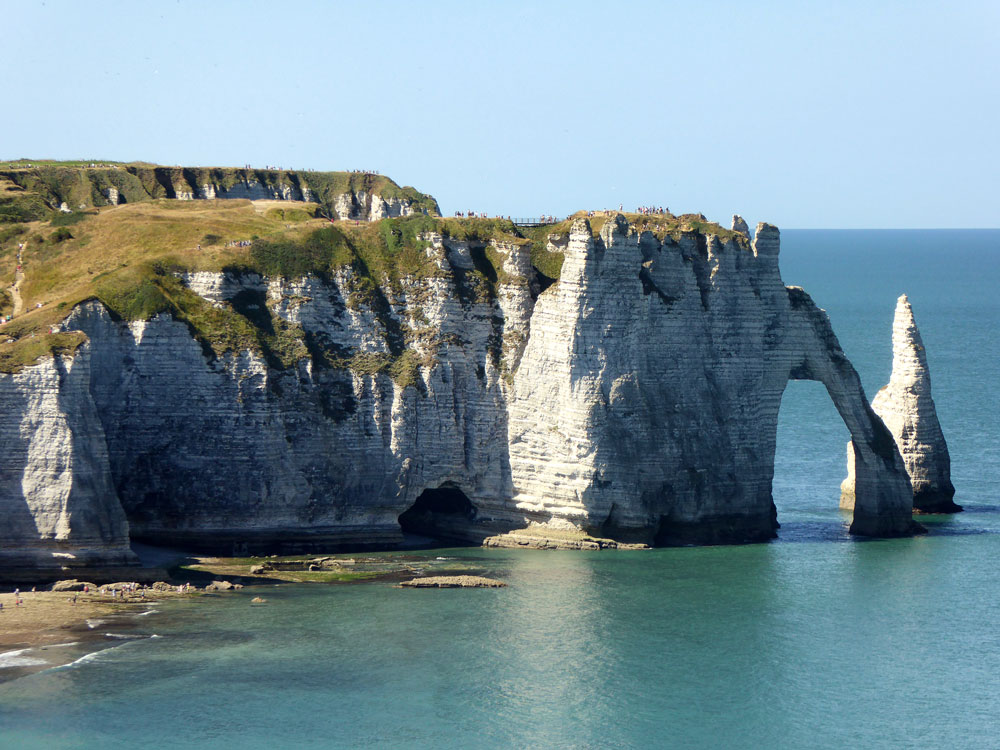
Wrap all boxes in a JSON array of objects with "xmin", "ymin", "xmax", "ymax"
[
  {"xmin": 0, "ymin": 187, "xmax": 749, "ymax": 372},
  {"xmin": 0, "ymin": 201, "xmax": 528, "ymax": 371},
  {"xmin": 520, "ymin": 210, "xmax": 743, "ymax": 243},
  {"xmin": 0, "ymin": 162, "xmax": 440, "ymax": 219}
]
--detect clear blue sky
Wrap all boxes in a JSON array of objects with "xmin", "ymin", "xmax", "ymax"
[{"xmin": 5, "ymin": 0, "xmax": 997, "ymax": 228}]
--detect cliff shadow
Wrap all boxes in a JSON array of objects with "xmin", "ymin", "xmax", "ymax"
[{"xmin": 397, "ymin": 483, "xmax": 481, "ymax": 547}]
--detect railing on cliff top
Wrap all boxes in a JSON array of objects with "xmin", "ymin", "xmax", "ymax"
[{"xmin": 511, "ymin": 218, "xmax": 560, "ymax": 227}]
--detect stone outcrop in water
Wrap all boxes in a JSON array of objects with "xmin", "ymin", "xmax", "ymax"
[
  {"xmin": 399, "ymin": 576, "xmax": 506, "ymax": 588},
  {"xmin": 0, "ymin": 207, "xmax": 923, "ymax": 575},
  {"xmin": 842, "ymin": 295, "xmax": 958, "ymax": 513}
]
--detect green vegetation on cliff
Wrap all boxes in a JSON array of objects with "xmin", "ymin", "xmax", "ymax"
[
  {"xmin": 0, "ymin": 197, "xmax": 524, "ymax": 381},
  {"xmin": 0, "ymin": 163, "xmax": 746, "ymax": 378},
  {"xmin": 0, "ymin": 162, "xmax": 440, "ymax": 219},
  {"xmin": 0, "ymin": 331, "xmax": 87, "ymax": 374}
]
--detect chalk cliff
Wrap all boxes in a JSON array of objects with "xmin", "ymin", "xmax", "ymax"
[
  {"xmin": 0, "ymin": 342, "xmax": 135, "ymax": 578},
  {"xmin": 0, "ymin": 202, "xmax": 924, "ymax": 573},
  {"xmin": 0, "ymin": 165, "xmax": 440, "ymax": 221},
  {"xmin": 842, "ymin": 295, "xmax": 958, "ymax": 513},
  {"xmin": 504, "ymin": 217, "xmax": 915, "ymax": 544}
]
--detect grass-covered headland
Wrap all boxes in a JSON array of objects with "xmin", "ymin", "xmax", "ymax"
[{"xmin": 0, "ymin": 162, "xmax": 740, "ymax": 377}]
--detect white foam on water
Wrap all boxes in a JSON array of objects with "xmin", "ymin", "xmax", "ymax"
[
  {"xmin": 0, "ymin": 648, "xmax": 48, "ymax": 669},
  {"xmin": 65, "ymin": 650, "xmax": 105, "ymax": 667},
  {"xmin": 104, "ymin": 633, "xmax": 145, "ymax": 640},
  {"xmin": 86, "ymin": 619, "xmax": 107, "ymax": 629},
  {"xmin": 133, "ymin": 609, "xmax": 158, "ymax": 617}
]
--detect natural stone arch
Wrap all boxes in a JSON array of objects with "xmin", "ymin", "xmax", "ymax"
[
  {"xmin": 778, "ymin": 287, "xmax": 918, "ymax": 537},
  {"xmin": 503, "ymin": 218, "xmax": 919, "ymax": 546}
]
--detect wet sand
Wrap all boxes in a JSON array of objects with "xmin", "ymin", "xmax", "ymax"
[
  {"xmin": 0, "ymin": 547, "xmax": 481, "ymax": 664},
  {"xmin": 0, "ymin": 589, "xmax": 186, "ymax": 651}
]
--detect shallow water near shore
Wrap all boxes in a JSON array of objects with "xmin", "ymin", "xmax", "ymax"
[{"xmin": 1, "ymin": 229, "xmax": 998, "ymax": 749}]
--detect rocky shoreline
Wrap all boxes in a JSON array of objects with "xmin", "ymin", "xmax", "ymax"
[{"xmin": 0, "ymin": 546, "xmax": 510, "ymax": 677}]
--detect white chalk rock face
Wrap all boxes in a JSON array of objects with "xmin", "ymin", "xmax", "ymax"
[
  {"xmin": 0, "ymin": 216, "xmax": 922, "ymax": 573},
  {"xmin": 0, "ymin": 346, "xmax": 135, "ymax": 577},
  {"xmin": 842, "ymin": 295, "xmax": 959, "ymax": 512},
  {"xmin": 506, "ymin": 217, "xmax": 916, "ymax": 543}
]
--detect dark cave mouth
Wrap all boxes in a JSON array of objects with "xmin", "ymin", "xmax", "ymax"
[{"xmin": 398, "ymin": 485, "xmax": 478, "ymax": 543}]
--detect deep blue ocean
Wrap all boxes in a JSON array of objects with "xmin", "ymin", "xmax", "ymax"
[{"xmin": 1, "ymin": 230, "xmax": 998, "ymax": 749}]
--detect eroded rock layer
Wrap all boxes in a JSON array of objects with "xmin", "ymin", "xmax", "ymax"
[
  {"xmin": 0, "ymin": 215, "xmax": 921, "ymax": 570},
  {"xmin": 506, "ymin": 218, "xmax": 915, "ymax": 543},
  {"xmin": 842, "ymin": 295, "xmax": 958, "ymax": 513},
  {"xmin": 0, "ymin": 345, "xmax": 136, "ymax": 577}
]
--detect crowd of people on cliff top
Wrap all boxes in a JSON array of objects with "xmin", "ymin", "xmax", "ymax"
[
  {"xmin": 3, "ymin": 162, "xmax": 119, "ymax": 169},
  {"xmin": 636, "ymin": 205, "xmax": 669, "ymax": 215},
  {"xmin": 240, "ymin": 165, "xmax": 381, "ymax": 175},
  {"xmin": 453, "ymin": 211, "xmax": 561, "ymax": 224}
]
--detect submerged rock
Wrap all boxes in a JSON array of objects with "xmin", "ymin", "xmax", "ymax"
[
  {"xmin": 842, "ymin": 295, "xmax": 959, "ymax": 513},
  {"xmin": 399, "ymin": 576, "xmax": 506, "ymax": 588}
]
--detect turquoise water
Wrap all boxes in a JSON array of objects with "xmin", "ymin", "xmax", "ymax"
[{"xmin": 1, "ymin": 230, "xmax": 998, "ymax": 749}]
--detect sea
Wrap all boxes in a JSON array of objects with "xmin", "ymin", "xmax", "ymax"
[{"xmin": 1, "ymin": 229, "xmax": 998, "ymax": 749}]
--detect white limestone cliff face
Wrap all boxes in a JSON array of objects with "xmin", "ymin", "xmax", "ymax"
[
  {"xmin": 0, "ymin": 345, "xmax": 135, "ymax": 576},
  {"xmin": 331, "ymin": 191, "xmax": 418, "ymax": 221},
  {"xmin": 55, "ymin": 237, "xmax": 534, "ymax": 553},
  {"xmin": 505, "ymin": 217, "xmax": 915, "ymax": 543},
  {"xmin": 842, "ymin": 295, "xmax": 958, "ymax": 512},
  {"xmin": 207, "ymin": 180, "xmax": 309, "ymax": 202},
  {"xmin": 178, "ymin": 182, "xmax": 421, "ymax": 220},
  {"xmin": 1, "ymin": 216, "xmax": 921, "ymax": 570}
]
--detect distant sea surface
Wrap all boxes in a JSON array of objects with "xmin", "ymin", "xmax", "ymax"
[{"xmin": 1, "ymin": 230, "xmax": 998, "ymax": 749}]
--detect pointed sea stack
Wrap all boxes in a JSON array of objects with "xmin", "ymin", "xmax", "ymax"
[{"xmin": 841, "ymin": 295, "xmax": 960, "ymax": 513}]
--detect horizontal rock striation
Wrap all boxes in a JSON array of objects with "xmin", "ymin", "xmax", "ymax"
[
  {"xmin": 506, "ymin": 217, "xmax": 916, "ymax": 544},
  {"xmin": 842, "ymin": 295, "xmax": 958, "ymax": 513},
  {"xmin": 0, "ymin": 345, "xmax": 136, "ymax": 579},
  {"xmin": 56, "ymin": 233, "xmax": 535, "ymax": 554},
  {"xmin": 0, "ymin": 213, "xmax": 923, "ymax": 572}
]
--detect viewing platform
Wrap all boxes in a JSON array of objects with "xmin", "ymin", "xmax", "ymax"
[{"xmin": 511, "ymin": 217, "xmax": 558, "ymax": 227}]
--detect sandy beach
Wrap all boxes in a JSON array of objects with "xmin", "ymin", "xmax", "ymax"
[
  {"xmin": 0, "ymin": 588, "xmax": 185, "ymax": 652},
  {"xmin": 0, "ymin": 548, "xmax": 468, "ymax": 655}
]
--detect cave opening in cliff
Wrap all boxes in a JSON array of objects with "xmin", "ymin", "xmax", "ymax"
[{"xmin": 398, "ymin": 484, "xmax": 478, "ymax": 544}]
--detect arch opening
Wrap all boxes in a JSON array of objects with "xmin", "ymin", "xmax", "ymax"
[
  {"xmin": 398, "ymin": 483, "xmax": 478, "ymax": 544},
  {"xmin": 771, "ymin": 379, "xmax": 854, "ymax": 541}
]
